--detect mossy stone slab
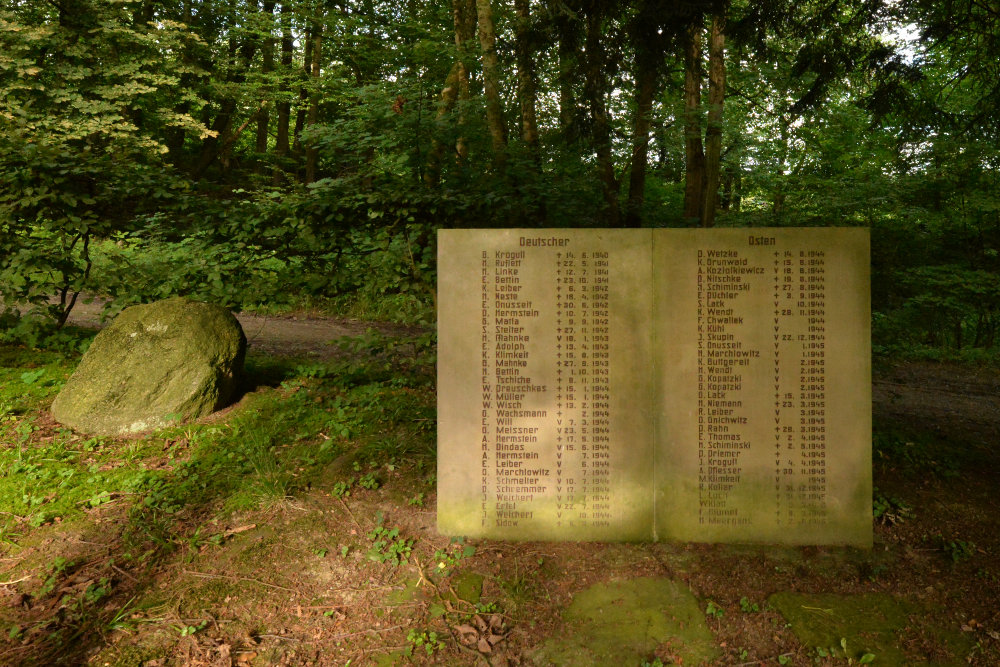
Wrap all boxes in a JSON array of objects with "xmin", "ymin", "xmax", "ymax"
[
  {"xmin": 769, "ymin": 592, "xmax": 972, "ymax": 665},
  {"xmin": 51, "ymin": 297, "xmax": 246, "ymax": 435},
  {"xmin": 530, "ymin": 577, "xmax": 720, "ymax": 666}
]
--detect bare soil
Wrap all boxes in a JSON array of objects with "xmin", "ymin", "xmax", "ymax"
[
  {"xmin": 1, "ymin": 307, "xmax": 998, "ymax": 666},
  {"xmin": 63, "ymin": 299, "xmax": 423, "ymax": 360}
]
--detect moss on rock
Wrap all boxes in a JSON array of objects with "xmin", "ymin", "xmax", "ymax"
[
  {"xmin": 530, "ymin": 577, "xmax": 720, "ymax": 666},
  {"xmin": 51, "ymin": 297, "xmax": 246, "ymax": 435}
]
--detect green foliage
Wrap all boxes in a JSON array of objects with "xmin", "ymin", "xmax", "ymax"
[
  {"xmin": 872, "ymin": 490, "xmax": 914, "ymax": 526},
  {"xmin": 0, "ymin": 2, "xmax": 205, "ymax": 323},
  {"xmin": 815, "ymin": 638, "xmax": 876, "ymax": 664},
  {"xmin": 366, "ymin": 512, "xmax": 414, "ymax": 566},
  {"xmin": 0, "ymin": 0, "xmax": 996, "ymax": 371},
  {"xmin": 0, "ymin": 317, "xmax": 95, "ymax": 355},
  {"xmin": 175, "ymin": 620, "xmax": 209, "ymax": 637},
  {"xmin": 935, "ymin": 536, "xmax": 977, "ymax": 564},
  {"xmin": 872, "ymin": 427, "xmax": 962, "ymax": 478},
  {"xmin": 405, "ymin": 629, "xmax": 444, "ymax": 656},
  {"xmin": 434, "ymin": 537, "xmax": 476, "ymax": 574},
  {"xmin": 705, "ymin": 600, "xmax": 724, "ymax": 619}
]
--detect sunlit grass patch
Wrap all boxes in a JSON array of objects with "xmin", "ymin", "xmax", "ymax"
[{"xmin": 0, "ymin": 331, "xmax": 436, "ymax": 552}]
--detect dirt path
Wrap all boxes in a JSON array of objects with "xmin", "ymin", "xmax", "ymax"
[
  {"xmin": 64, "ymin": 298, "xmax": 425, "ymax": 360},
  {"xmin": 873, "ymin": 360, "xmax": 1000, "ymax": 446},
  {"xmin": 66, "ymin": 299, "xmax": 999, "ymax": 442}
]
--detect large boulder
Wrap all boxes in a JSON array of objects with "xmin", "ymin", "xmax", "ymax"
[{"xmin": 51, "ymin": 297, "xmax": 246, "ymax": 435}]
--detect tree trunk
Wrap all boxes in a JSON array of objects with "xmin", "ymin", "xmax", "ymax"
[
  {"xmin": 721, "ymin": 166, "xmax": 732, "ymax": 211},
  {"xmin": 454, "ymin": 0, "xmax": 475, "ymax": 161},
  {"xmin": 682, "ymin": 18, "xmax": 705, "ymax": 224},
  {"xmin": 514, "ymin": 0, "xmax": 538, "ymax": 149},
  {"xmin": 273, "ymin": 2, "xmax": 293, "ymax": 183},
  {"xmin": 165, "ymin": 0, "xmax": 195, "ymax": 163},
  {"xmin": 557, "ymin": 15, "xmax": 578, "ymax": 142},
  {"xmin": 584, "ymin": 8, "xmax": 620, "ymax": 227},
  {"xmin": 293, "ymin": 24, "xmax": 314, "ymax": 156},
  {"xmin": 424, "ymin": 63, "xmax": 460, "ymax": 186},
  {"xmin": 625, "ymin": 57, "xmax": 656, "ymax": 228},
  {"xmin": 700, "ymin": 12, "xmax": 726, "ymax": 228},
  {"xmin": 193, "ymin": 34, "xmax": 258, "ymax": 179},
  {"xmin": 256, "ymin": 2, "xmax": 276, "ymax": 170},
  {"xmin": 477, "ymin": 0, "xmax": 506, "ymax": 167},
  {"xmin": 773, "ymin": 119, "xmax": 789, "ymax": 213},
  {"xmin": 425, "ymin": 0, "xmax": 476, "ymax": 185},
  {"xmin": 304, "ymin": 16, "xmax": 323, "ymax": 184},
  {"xmin": 731, "ymin": 167, "xmax": 742, "ymax": 212}
]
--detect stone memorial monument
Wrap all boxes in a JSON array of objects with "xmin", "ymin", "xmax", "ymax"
[{"xmin": 438, "ymin": 228, "xmax": 871, "ymax": 546}]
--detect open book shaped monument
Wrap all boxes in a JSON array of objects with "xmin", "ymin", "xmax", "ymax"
[{"xmin": 438, "ymin": 228, "xmax": 871, "ymax": 547}]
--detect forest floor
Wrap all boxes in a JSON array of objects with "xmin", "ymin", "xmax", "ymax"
[{"xmin": 0, "ymin": 305, "xmax": 998, "ymax": 666}]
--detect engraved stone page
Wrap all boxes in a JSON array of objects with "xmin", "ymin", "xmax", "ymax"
[
  {"xmin": 655, "ymin": 228, "xmax": 871, "ymax": 546},
  {"xmin": 438, "ymin": 229, "xmax": 655, "ymax": 540}
]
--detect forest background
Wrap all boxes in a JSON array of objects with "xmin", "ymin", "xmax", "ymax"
[{"xmin": 1, "ymin": 0, "xmax": 998, "ymax": 362}]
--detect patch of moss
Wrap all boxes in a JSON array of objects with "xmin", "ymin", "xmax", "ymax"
[
  {"xmin": 386, "ymin": 576, "xmax": 423, "ymax": 606},
  {"xmin": 233, "ymin": 529, "xmax": 278, "ymax": 566},
  {"xmin": 176, "ymin": 579, "xmax": 232, "ymax": 616},
  {"xmin": 530, "ymin": 577, "xmax": 720, "ymax": 666},
  {"xmin": 450, "ymin": 570, "xmax": 483, "ymax": 606},
  {"xmin": 89, "ymin": 640, "xmax": 167, "ymax": 667},
  {"xmin": 769, "ymin": 592, "xmax": 972, "ymax": 665}
]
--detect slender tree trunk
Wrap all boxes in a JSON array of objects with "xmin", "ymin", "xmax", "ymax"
[
  {"xmin": 557, "ymin": 16, "xmax": 577, "ymax": 142},
  {"xmin": 701, "ymin": 12, "xmax": 726, "ymax": 227},
  {"xmin": 625, "ymin": 58, "xmax": 656, "ymax": 227},
  {"xmin": 193, "ymin": 35, "xmax": 258, "ymax": 178},
  {"xmin": 682, "ymin": 17, "xmax": 705, "ymax": 223},
  {"xmin": 424, "ymin": 63, "xmax": 460, "ymax": 186},
  {"xmin": 721, "ymin": 166, "xmax": 732, "ymax": 211},
  {"xmin": 165, "ymin": 0, "xmax": 195, "ymax": 162},
  {"xmin": 584, "ymin": 8, "xmax": 620, "ymax": 226},
  {"xmin": 425, "ymin": 0, "xmax": 476, "ymax": 185},
  {"xmin": 732, "ymin": 168, "xmax": 742, "ymax": 212},
  {"xmin": 304, "ymin": 16, "xmax": 323, "ymax": 184},
  {"xmin": 773, "ymin": 119, "xmax": 789, "ymax": 213},
  {"xmin": 256, "ymin": 2, "xmax": 276, "ymax": 172},
  {"xmin": 293, "ymin": 24, "xmax": 314, "ymax": 156},
  {"xmin": 273, "ymin": 3, "xmax": 293, "ymax": 183},
  {"xmin": 514, "ymin": 0, "xmax": 538, "ymax": 149},
  {"xmin": 454, "ymin": 0, "xmax": 475, "ymax": 161},
  {"xmin": 477, "ymin": 0, "xmax": 506, "ymax": 167}
]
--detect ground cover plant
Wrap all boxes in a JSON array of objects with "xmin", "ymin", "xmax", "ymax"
[{"xmin": 0, "ymin": 319, "xmax": 998, "ymax": 666}]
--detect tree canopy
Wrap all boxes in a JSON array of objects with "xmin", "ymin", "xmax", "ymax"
[{"xmin": 1, "ymin": 0, "xmax": 998, "ymax": 356}]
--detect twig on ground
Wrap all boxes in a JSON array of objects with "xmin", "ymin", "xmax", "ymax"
[
  {"xmin": 182, "ymin": 570, "xmax": 297, "ymax": 593},
  {"xmin": 337, "ymin": 497, "xmax": 362, "ymax": 530},
  {"xmin": 328, "ymin": 625, "xmax": 404, "ymax": 641}
]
